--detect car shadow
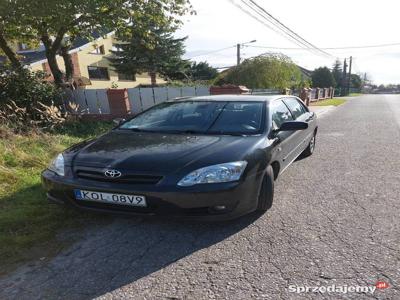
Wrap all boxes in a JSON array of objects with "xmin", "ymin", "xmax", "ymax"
[{"xmin": 1, "ymin": 191, "xmax": 262, "ymax": 300}]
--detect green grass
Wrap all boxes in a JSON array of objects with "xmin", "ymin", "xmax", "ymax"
[
  {"xmin": 0, "ymin": 121, "xmax": 113, "ymax": 274},
  {"xmin": 310, "ymin": 98, "xmax": 346, "ymax": 106},
  {"xmin": 349, "ymin": 93, "xmax": 363, "ymax": 97}
]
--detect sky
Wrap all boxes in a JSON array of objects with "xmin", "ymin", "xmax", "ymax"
[{"xmin": 177, "ymin": 0, "xmax": 400, "ymax": 84}]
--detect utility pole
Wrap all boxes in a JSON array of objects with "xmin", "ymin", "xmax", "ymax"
[
  {"xmin": 237, "ymin": 43, "xmax": 241, "ymax": 66},
  {"xmin": 236, "ymin": 40, "xmax": 256, "ymax": 66},
  {"xmin": 341, "ymin": 59, "xmax": 347, "ymax": 96},
  {"xmin": 347, "ymin": 56, "xmax": 353, "ymax": 95}
]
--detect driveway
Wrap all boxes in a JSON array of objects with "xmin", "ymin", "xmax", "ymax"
[{"xmin": 1, "ymin": 95, "xmax": 399, "ymax": 299}]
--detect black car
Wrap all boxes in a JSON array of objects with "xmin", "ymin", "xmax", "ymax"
[{"xmin": 42, "ymin": 95, "xmax": 317, "ymax": 220}]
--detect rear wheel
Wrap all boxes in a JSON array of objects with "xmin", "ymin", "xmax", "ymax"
[
  {"xmin": 302, "ymin": 132, "xmax": 316, "ymax": 157},
  {"xmin": 257, "ymin": 165, "xmax": 274, "ymax": 212}
]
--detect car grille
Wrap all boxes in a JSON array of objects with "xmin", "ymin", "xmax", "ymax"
[{"xmin": 75, "ymin": 169, "xmax": 163, "ymax": 185}]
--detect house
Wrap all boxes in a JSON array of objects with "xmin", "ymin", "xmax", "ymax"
[{"xmin": 15, "ymin": 32, "xmax": 165, "ymax": 89}]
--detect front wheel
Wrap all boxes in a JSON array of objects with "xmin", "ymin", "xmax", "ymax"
[
  {"xmin": 301, "ymin": 132, "xmax": 316, "ymax": 157},
  {"xmin": 257, "ymin": 165, "xmax": 274, "ymax": 212}
]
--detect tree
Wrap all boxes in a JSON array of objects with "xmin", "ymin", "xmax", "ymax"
[
  {"xmin": 214, "ymin": 54, "xmax": 301, "ymax": 89},
  {"xmin": 110, "ymin": 3, "xmax": 188, "ymax": 86},
  {"xmin": 0, "ymin": 0, "xmax": 192, "ymax": 85},
  {"xmin": 350, "ymin": 74, "xmax": 362, "ymax": 89},
  {"xmin": 311, "ymin": 67, "xmax": 335, "ymax": 88},
  {"xmin": 0, "ymin": 0, "xmax": 38, "ymax": 68},
  {"xmin": 189, "ymin": 62, "xmax": 218, "ymax": 81},
  {"xmin": 155, "ymin": 61, "xmax": 219, "ymax": 82},
  {"xmin": 331, "ymin": 59, "xmax": 342, "ymax": 88}
]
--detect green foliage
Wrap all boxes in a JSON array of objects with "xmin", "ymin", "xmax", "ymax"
[
  {"xmin": 0, "ymin": 0, "xmax": 193, "ymax": 83},
  {"xmin": 0, "ymin": 67, "xmax": 62, "ymax": 113},
  {"xmin": 189, "ymin": 61, "xmax": 218, "ymax": 81},
  {"xmin": 0, "ymin": 122, "xmax": 113, "ymax": 273},
  {"xmin": 310, "ymin": 98, "xmax": 346, "ymax": 106},
  {"xmin": 213, "ymin": 54, "xmax": 301, "ymax": 89},
  {"xmin": 111, "ymin": 5, "xmax": 188, "ymax": 83},
  {"xmin": 164, "ymin": 80, "xmax": 210, "ymax": 87},
  {"xmin": 332, "ymin": 59, "xmax": 343, "ymax": 88},
  {"xmin": 161, "ymin": 61, "xmax": 218, "ymax": 83},
  {"xmin": 0, "ymin": 0, "xmax": 38, "ymax": 66},
  {"xmin": 299, "ymin": 78, "xmax": 312, "ymax": 88},
  {"xmin": 311, "ymin": 67, "xmax": 336, "ymax": 88},
  {"xmin": 350, "ymin": 74, "xmax": 362, "ymax": 89}
]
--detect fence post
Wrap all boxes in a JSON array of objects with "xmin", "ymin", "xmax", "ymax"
[
  {"xmin": 106, "ymin": 88, "xmax": 131, "ymax": 117},
  {"xmin": 299, "ymin": 88, "xmax": 310, "ymax": 106}
]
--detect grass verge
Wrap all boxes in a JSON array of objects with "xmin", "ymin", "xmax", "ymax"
[
  {"xmin": 0, "ymin": 121, "xmax": 113, "ymax": 275},
  {"xmin": 310, "ymin": 98, "xmax": 346, "ymax": 106}
]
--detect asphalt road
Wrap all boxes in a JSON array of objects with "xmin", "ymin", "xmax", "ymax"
[{"xmin": 1, "ymin": 95, "xmax": 399, "ymax": 299}]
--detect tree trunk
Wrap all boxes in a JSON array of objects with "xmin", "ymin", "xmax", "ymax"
[
  {"xmin": 0, "ymin": 33, "xmax": 22, "ymax": 68},
  {"xmin": 41, "ymin": 32, "xmax": 66, "ymax": 87},
  {"xmin": 45, "ymin": 49, "xmax": 63, "ymax": 86},
  {"xmin": 60, "ymin": 46, "xmax": 74, "ymax": 81},
  {"xmin": 150, "ymin": 72, "xmax": 157, "ymax": 86}
]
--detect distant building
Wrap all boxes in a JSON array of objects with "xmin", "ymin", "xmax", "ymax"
[{"xmin": 8, "ymin": 32, "xmax": 165, "ymax": 89}]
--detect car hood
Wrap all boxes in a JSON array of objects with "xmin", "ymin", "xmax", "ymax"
[{"xmin": 67, "ymin": 130, "xmax": 260, "ymax": 174}]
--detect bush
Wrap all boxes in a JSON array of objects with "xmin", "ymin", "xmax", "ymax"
[
  {"xmin": 0, "ymin": 66, "xmax": 68, "ymax": 132},
  {"xmin": 213, "ymin": 54, "xmax": 302, "ymax": 89},
  {"xmin": 0, "ymin": 100, "xmax": 70, "ymax": 133},
  {"xmin": 0, "ymin": 66, "xmax": 62, "ymax": 116}
]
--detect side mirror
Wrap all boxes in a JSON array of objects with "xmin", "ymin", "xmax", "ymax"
[
  {"xmin": 113, "ymin": 118, "xmax": 126, "ymax": 126},
  {"xmin": 278, "ymin": 121, "xmax": 308, "ymax": 132}
]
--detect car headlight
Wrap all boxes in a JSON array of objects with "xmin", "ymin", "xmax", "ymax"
[
  {"xmin": 177, "ymin": 161, "xmax": 247, "ymax": 187},
  {"xmin": 48, "ymin": 153, "xmax": 65, "ymax": 176}
]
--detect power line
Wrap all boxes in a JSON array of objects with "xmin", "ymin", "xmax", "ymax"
[
  {"xmin": 246, "ymin": 0, "xmax": 332, "ymax": 58},
  {"xmin": 185, "ymin": 46, "xmax": 236, "ymax": 59},
  {"xmin": 247, "ymin": 42, "xmax": 400, "ymax": 51},
  {"xmin": 228, "ymin": 0, "xmax": 332, "ymax": 58},
  {"xmin": 235, "ymin": 0, "xmax": 321, "ymax": 55}
]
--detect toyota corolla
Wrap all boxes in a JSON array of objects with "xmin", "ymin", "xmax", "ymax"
[{"xmin": 42, "ymin": 95, "xmax": 317, "ymax": 220}]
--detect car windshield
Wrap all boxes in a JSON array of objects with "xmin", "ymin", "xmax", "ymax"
[{"xmin": 118, "ymin": 101, "xmax": 265, "ymax": 135}]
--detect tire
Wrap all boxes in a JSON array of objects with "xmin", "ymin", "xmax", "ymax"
[
  {"xmin": 257, "ymin": 165, "xmax": 274, "ymax": 212},
  {"xmin": 301, "ymin": 132, "xmax": 316, "ymax": 157}
]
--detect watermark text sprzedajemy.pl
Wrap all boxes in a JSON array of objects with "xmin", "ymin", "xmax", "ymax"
[{"xmin": 288, "ymin": 281, "xmax": 389, "ymax": 294}]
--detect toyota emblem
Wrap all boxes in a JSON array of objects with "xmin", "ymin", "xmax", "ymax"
[{"xmin": 104, "ymin": 170, "xmax": 122, "ymax": 178}]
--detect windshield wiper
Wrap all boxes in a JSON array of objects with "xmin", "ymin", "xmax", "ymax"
[
  {"xmin": 207, "ymin": 131, "xmax": 247, "ymax": 136},
  {"xmin": 118, "ymin": 127, "xmax": 148, "ymax": 132},
  {"xmin": 166, "ymin": 130, "xmax": 205, "ymax": 135}
]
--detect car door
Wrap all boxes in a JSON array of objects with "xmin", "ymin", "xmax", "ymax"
[
  {"xmin": 283, "ymin": 97, "xmax": 313, "ymax": 156},
  {"xmin": 269, "ymin": 99, "xmax": 297, "ymax": 170}
]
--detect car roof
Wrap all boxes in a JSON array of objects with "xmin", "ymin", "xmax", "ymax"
[{"xmin": 170, "ymin": 94, "xmax": 293, "ymax": 103}]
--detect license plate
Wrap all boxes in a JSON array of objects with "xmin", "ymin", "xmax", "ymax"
[{"xmin": 74, "ymin": 189, "xmax": 147, "ymax": 207}]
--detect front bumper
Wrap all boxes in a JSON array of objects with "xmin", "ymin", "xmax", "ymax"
[{"xmin": 41, "ymin": 170, "xmax": 263, "ymax": 221}]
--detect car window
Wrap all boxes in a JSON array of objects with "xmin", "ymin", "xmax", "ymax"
[
  {"xmin": 270, "ymin": 100, "xmax": 294, "ymax": 129},
  {"xmin": 283, "ymin": 98, "xmax": 307, "ymax": 119},
  {"xmin": 119, "ymin": 101, "xmax": 265, "ymax": 135},
  {"xmin": 208, "ymin": 102, "xmax": 264, "ymax": 135}
]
